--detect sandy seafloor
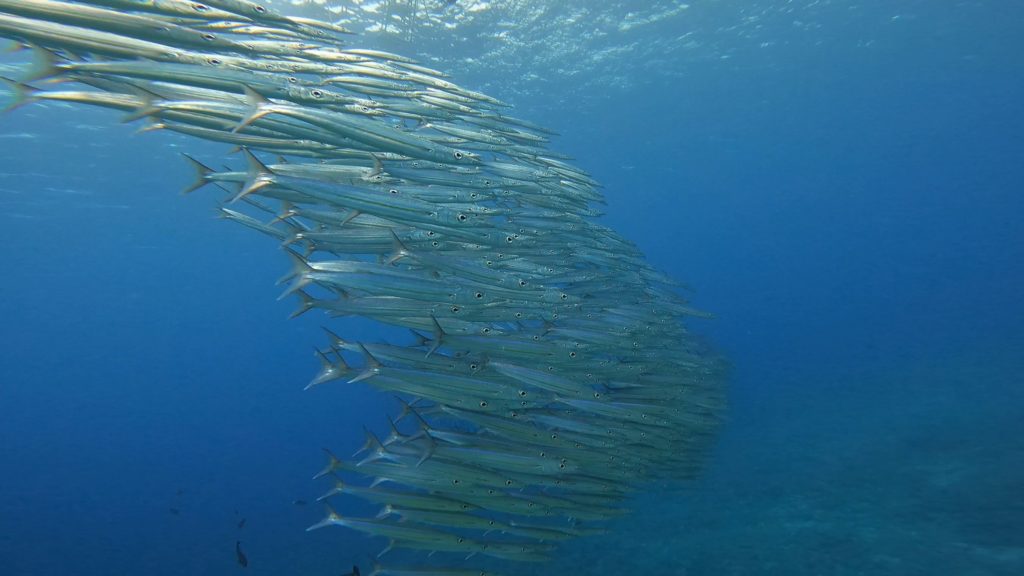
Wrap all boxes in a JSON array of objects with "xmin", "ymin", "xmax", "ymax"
[{"xmin": 0, "ymin": 2, "xmax": 1022, "ymax": 575}]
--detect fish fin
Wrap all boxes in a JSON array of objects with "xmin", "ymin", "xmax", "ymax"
[
  {"xmin": 340, "ymin": 209, "xmax": 362, "ymax": 226},
  {"xmin": 306, "ymin": 503, "xmax": 341, "ymax": 532},
  {"xmin": 234, "ymin": 85, "xmax": 275, "ymax": 132},
  {"xmin": 134, "ymin": 118, "xmax": 165, "ymax": 135},
  {"xmin": 377, "ymin": 540, "xmax": 394, "ymax": 558},
  {"xmin": 22, "ymin": 44, "xmax": 62, "ymax": 83},
  {"xmin": 321, "ymin": 326, "xmax": 346, "ymax": 348},
  {"xmin": 407, "ymin": 328, "xmax": 430, "ymax": 348},
  {"xmin": 393, "ymin": 396, "xmax": 419, "ymax": 422},
  {"xmin": 414, "ymin": 431, "xmax": 435, "ymax": 467},
  {"xmin": 315, "ymin": 471, "xmax": 347, "ymax": 502},
  {"xmin": 383, "ymin": 414, "xmax": 405, "ymax": 445},
  {"xmin": 119, "ymin": 85, "xmax": 164, "ymax": 123},
  {"xmin": 367, "ymin": 154, "xmax": 383, "ymax": 178},
  {"xmin": 313, "ymin": 448, "xmax": 342, "ymax": 480},
  {"xmin": 306, "ymin": 347, "xmax": 348, "ymax": 389},
  {"xmin": 277, "ymin": 246, "xmax": 312, "ymax": 285},
  {"xmin": 268, "ymin": 201, "xmax": 298, "ymax": 225},
  {"xmin": 289, "ymin": 289, "xmax": 316, "ymax": 321},
  {"xmin": 384, "ymin": 229, "xmax": 410, "ymax": 265},
  {"xmin": 373, "ymin": 504, "xmax": 394, "ymax": 519},
  {"xmin": 233, "ymin": 148, "xmax": 275, "ymax": 202},
  {"xmin": 348, "ymin": 343, "xmax": 381, "ymax": 383},
  {"xmin": 425, "ymin": 315, "xmax": 445, "ymax": 357},
  {"xmin": 180, "ymin": 154, "xmax": 215, "ymax": 194},
  {"xmin": 353, "ymin": 426, "xmax": 383, "ymax": 458},
  {"xmin": 0, "ymin": 77, "xmax": 39, "ymax": 113}
]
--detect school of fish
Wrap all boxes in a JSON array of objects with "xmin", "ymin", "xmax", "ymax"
[{"xmin": 0, "ymin": 1, "xmax": 727, "ymax": 574}]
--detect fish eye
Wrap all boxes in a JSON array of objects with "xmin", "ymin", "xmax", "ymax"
[
  {"xmin": 311, "ymin": 90, "xmax": 324, "ymax": 98},
  {"xmin": 469, "ymin": 362, "xmax": 478, "ymax": 370},
  {"xmin": 560, "ymin": 293, "xmax": 568, "ymax": 300},
  {"xmin": 514, "ymin": 312, "xmax": 522, "ymax": 318},
  {"xmin": 431, "ymin": 241, "xmax": 439, "ymax": 247},
  {"xmin": 452, "ymin": 479, "xmax": 460, "ymax": 485},
  {"xmin": 505, "ymin": 236, "xmax": 513, "ymax": 243},
  {"xmin": 479, "ymin": 401, "xmax": 487, "ymax": 407},
  {"xmin": 569, "ymin": 351, "xmax": 577, "ymax": 358},
  {"xmin": 254, "ymin": 5, "xmax": 268, "ymax": 13},
  {"xmin": 457, "ymin": 537, "xmax": 465, "ymax": 543},
  {"xmin": 474, "ymin": 292, "xmax": 483, "ymax": 299},
  {"xmin": 518, "ymin": 390, "xmax": 527, "ymax": 397},
  {"xmin": 594, "ymin": 392, "xmax": 602, "ymax": 399},
  {"xmin": 201, "ymin": 33, "xmax": 216, "ymax": 41},
  {"xmin": 427, "ymin": 231, "xmax": 435, "ymax": 236},
  {"xmin": 192, "ymin": 3, "xmax": 210, "ymax": 12},
  {"xmin": 470, "ymin": 193, "xmax": 478, "ymax": 199},
  {"xmin": 457, "ymin": 213, "xmax": 468, "ymax": 222},
  {"xmin": 287, "ymin": 76, "xmax": 298, "ymax": 83},
  {"xmin": 451, "ymin": 306, "xmax": 460, "ymax": 313},
  {"xmin": 481, "ymin": 327, "xmax": 491, "ymax": 334},
  {"xmin": 551, "ymin": 433, "xmax": 558, "ymax": 439},
  {"xmin": 505, "ymin": 479, "xmax": 513, "ymax": 486},
  {"xmin": 209, "ymin": 58, "xmax": 222, "ymax": 65},
  {"xmin": 389, "ymin": 188, "xmax": 398, "ymax": 194},
  {"xmin": 454, "ymin": 151, "xmax": 464, "ymax": 159},
  {"xmin": 518, "ymin": 280, "xmax": 527, "ymax": 287}
]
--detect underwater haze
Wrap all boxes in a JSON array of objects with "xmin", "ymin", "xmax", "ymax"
[{"xmin": 1, "ymin": 1, "xmax": 1022, "ymax": 575}]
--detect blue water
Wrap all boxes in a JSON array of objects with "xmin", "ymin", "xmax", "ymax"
[{"xmin": 1, "ymin": 2, "xmax": 1022, "ymax": 575}]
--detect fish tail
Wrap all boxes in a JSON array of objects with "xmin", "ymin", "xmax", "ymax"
[
  {"xmin": 306, "ymin": 503, "xmax": 341, "ymax": 532},
  {"xmin": 180, "ymin": 154, "xmax": 214, "ymax": 194},
  {"xmin": 0, "ymin": 77, "xmax": 39, "ymax": 113},
  {"xmin": 22, "ymin": 43, "xmax": 61, "ymax": 83},
  {"xmin": 232, "ymin": 148, "xmax": 275, "ymax": 203},
  {"xmin": 233, "ymin": 85, "xmax": 275, "ymax": 133}
]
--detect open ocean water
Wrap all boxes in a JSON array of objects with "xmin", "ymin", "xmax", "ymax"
[{"xmin": 0, "ymin": 1, "xmax": 1022, "ymax": 575}]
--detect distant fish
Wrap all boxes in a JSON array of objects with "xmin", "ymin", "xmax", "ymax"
[
  {"xmin": 235, "ymin": 540, "xmax": 248, "ymax": 568},
  {"xmin": 292, "ymin": 499, "xmax": 307, "ymax": 506},
  {"xmin": 237, "ymin": 517, "xmax": 247, "ymax": 529}
]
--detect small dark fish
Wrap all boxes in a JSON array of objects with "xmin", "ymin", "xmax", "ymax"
[
  {"xmin": 292, "ymin": 499, "xmax": 307, "ymax": 506},
  {"xmin": 169, "ymin": 507, "xmax": 180, "ymax": 515},
  {"xmin": 341, "ymin": 566, "xmax": 360, "ymax": 576},
  {"xmin": 235, "ymin": 540, "xmax": 248, "ymax": 568},
  {"xmin": 237, "ymin": 517, "xmax": 247, "ymax": 529}
]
